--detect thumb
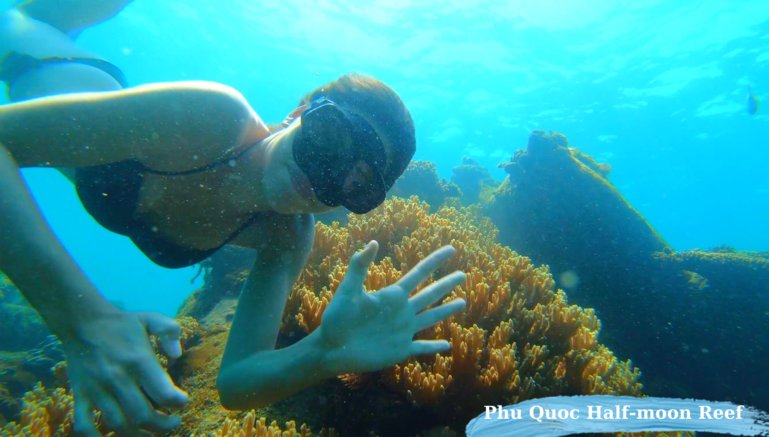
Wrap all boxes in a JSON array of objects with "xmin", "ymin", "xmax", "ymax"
[{"xmin": 136, "ymin": 312, "xmax": 183, "ymax": 359}]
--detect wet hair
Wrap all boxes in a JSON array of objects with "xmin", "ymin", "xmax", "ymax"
[{"xmin": 299, "ymin": 73, "xmax": 416, "ymax": 188}]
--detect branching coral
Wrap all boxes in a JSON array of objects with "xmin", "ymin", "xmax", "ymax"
[
  {"xmin": 283, "ymin": 196, "xmax": 643, "ymax": 430},
  {"xmin": 212, "ymin": 410, "xmax": 317, "ymax": 437},
  {"xmin": 0, "ymin": 382, "xmax": 74, "ymax": 437}
]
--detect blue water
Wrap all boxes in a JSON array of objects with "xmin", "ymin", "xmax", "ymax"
[{"xmin": 5, "ymin": 0, "xmax": 769, "ymax": 314}]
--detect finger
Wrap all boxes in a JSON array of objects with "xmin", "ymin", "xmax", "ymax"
[
  {"xmin": 372, "ymin": 285, "xmax": 409, "ymax": 310},
  {"xmin": 337, "ymin": 240, "xmax": 379, "ymax": 297},
  {"xmin": 72, "ymin": 395, "xmax": 101, "ymax": 437},
  {"xmin": 396, "ymin": 245, "xmax": 456, "ymax": 292},
  {"xmin": 112, "ymin": 381, "xmax": 181, "ymax": 433},
  {"xmin": 138, "ymin": 358, "xmax": 189, "ymax": 408},
  {"xmin": 137, "ymin": 313, "xmax": 183, "ymax": 359},
  {"xmin": 409, "ymin": 271, "xmax": 466, "ymax": 311},
  {"xmin": 92, "ymin": 391, "xmax": 128, "ymax": 433},
  {"xmin": 410, "ymin": 339, "xmax": 450, "ymax": 356},
  {"xmin": 414, "ymin": 298, "xmax": 466, "ymax": 332}
]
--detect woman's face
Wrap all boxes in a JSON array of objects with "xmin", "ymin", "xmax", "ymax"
[
  {"xmin": 338, "ymin": 159, "xmax": 388, "ymax": 213},
  {"xmin": 263, "ymin": 103, "xmax": 400, "ymax": 215},
  {"xmin": 289, "ymin": 100, "xmax": 393, "ymax": 214},
  {"xmin": 259, "ymin": 121, "xmax": 337, "ymax": 214}
]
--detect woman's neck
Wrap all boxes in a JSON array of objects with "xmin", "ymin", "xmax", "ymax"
[{"xmin": 217, "ymin": 134, "xmax": 274, "ymax": 215}]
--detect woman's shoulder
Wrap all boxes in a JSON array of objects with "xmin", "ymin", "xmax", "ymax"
[
  {"xmin": 126, "ymin": 81, "xmax": 250, "ymax": 110},
  {"xmin": 132, "ymin": 81, "xmax": 271, "ymax": 147},
  {"xmin": 108, "ymin": 81, "xmax": 269, "ymax": 170}
]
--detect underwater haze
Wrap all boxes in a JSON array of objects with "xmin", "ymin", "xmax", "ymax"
[{"xmin": 7, "ymin": 0, "xmax": 769, "ymax": 314}]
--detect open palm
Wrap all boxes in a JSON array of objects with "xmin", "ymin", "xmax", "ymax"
[{"xmin": 318, "ymin": 241, "xmax": 466, "ymax": 375}]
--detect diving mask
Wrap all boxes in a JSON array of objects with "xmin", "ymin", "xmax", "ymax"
[{"xmin": 292, "ymin": 98, "xmax": 389, "ymax": 214}]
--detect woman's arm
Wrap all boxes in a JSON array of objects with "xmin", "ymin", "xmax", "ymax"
[
  {"xmin": 217, "ymin": 213, "xmax": 320, "ymax": 409},
  {"xmin": 0, "ymin": 144, "xmax": 116, "ymax": 339},
  {"xmin": 0, "ymin": 144, "xmax": 188, "ymax": 435},
  {"xmin": 217, "ymin": 215, "xmax": 467, "ymax": 410},
  {"xmin": 0, "ymin": 81, "xmax": 269, "ymax": 171}
]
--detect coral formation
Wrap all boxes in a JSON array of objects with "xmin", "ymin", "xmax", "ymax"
[
  {"xmin": 280, "ymin": 196, "xmax": 642, "ymax": 432},
  {"xmin": 487, "ymin": 130, "xmax": 669, "ymax": 298},
  {"xmin": 0, "ymin": 274, "xmax": 7, "ymax": 301},
  {"xmin": 389, "ymin": 161, "xmax": 461, "ymax": 211},
  {"xmin": 178, "ymin": 247, "xmax": 255, "ymax": 325},
  {"xmin": 450, "ymin": 156, "xmax": 499, "ymax": 205},
  {"xmin": 0, "ymin": 337, "xmax": 64, "ymax": 422},
  {"xmin": 175, "ymin": 196, "xmax": 647, "ymax": 435},
  {"xmin": 213, "ymin": 411, "xmax": 315, "ymax": 437},
  {"xmin": 487, "ymin": 130, "xmax": 769, "ymax": 412},
  {"xmin": 0, "ymin": 278, "xmax": 51, "ymax": 352},
  {"xmin": 647, "ymin": 249, "xmax": 769, "ymax": 408},
  {"xmin": 0, "ymin": 195, "xmax": 709, "ymax": 436},
  {"xmin": 485, "ymin": 130, "xmax": 670, "ymax": 363},
  {"xmin": 0, "ymin": 303, "xmax": 50, "ymax": 352},
  {"xmin": 0, "ymin": 382, "xmax": 74, "ymax": 437}
]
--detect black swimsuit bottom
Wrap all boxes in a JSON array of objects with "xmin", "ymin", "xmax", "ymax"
[
  {"xmin": 75, "ymin": 157, "xmax": 260, "ymax": 269},
  {"xmin": 0, "ymin": 51, "xmax": 129, "ymax": 92}
]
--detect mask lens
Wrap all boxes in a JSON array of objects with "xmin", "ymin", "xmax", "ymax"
[
  {"xmin": 341, "ymin": 164, "xmax": 387, "ymax": 213},
  {"xmin": 295, "ymin": 100, "xmax": 355, "ymax": 206},
  {"xmin": 294, "ymin": 98, "xmax": 389, "ymax": 212}
]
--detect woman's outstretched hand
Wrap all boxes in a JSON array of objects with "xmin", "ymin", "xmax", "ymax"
[
  {"xmin": 62, "ymin": 311, "xmax": 188, "ymax": 437},
  {"xmin": 318, "ymin": 241, "xmax": 466, "ymax": 375}
]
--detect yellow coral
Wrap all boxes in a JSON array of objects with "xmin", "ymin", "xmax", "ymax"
[
  {"xmin": 211, "ymin": 410, "xmax": 315, "ymax": 437},
  {"xmin": 0, "ymin": 383, "xmax": 73, "ymax": 437},
  {"xmin": 282, "ymin": 197, "xmax": 642, "ymax": 428}
]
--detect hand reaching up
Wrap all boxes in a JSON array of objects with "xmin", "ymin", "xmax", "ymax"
[{"xmin": 319, "ymin": 241, "xmax": 466, "ymax": 374}]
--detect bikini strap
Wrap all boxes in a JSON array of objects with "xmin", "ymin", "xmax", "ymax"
[{"xmin": 144, "ymin": 139, "xmax": 263, "ymax": 176}]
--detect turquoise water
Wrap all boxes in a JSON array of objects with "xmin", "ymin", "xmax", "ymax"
[{"xmin": 6, "ymin": 0, "xmax": 769, "ymax": 314}]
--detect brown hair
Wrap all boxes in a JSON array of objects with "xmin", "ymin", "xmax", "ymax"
[{"xmin": 299, "ymin": 73, "xmax": 416, "ymax": 187}]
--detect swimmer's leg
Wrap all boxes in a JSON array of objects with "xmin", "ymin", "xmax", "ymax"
[
  {"xmin": 2, "ymin": 2, "xmax": 131, "ymax": 179},
  {"xmin": 9, "ymin": 62, "xmax": 123, "ymax": 101},
  {"xmin": 0, "ymin": 9, "xmax": 124, "ymax": 100},
  {"xmin": 17, "ymin": 0, "xmax": 135, "ymax": 37}
]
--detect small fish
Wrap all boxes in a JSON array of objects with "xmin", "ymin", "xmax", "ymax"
[{"xmin": 747, "ymin": 86, "xmax": 760, "ymax": 115}]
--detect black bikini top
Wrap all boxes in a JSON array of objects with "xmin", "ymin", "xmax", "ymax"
[{"xmin": 75, "ymin": 149, "xmax": 260, "ymax": 269}]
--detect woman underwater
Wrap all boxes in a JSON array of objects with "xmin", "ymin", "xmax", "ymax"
[{"xmin": 0, "ymin": 1, "xmax": 467, "ymax": 436}]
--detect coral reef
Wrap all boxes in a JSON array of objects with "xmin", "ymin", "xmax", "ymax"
[
  {"xmin": 485, "ymin": 130, "xmax": 671, "ymax": 357},
  {"xmin": 283, "ymin": 197, "xmax": 642, "ymax": 432},
  {"xmin": 0, "ymin": 382, "xmax": 74, "ymax": 437},
  {"xmin": 22, "ymin": 337, "xmax": 64, "ymax": 383},
  {"xmin": 0, "ymin": 196, "xmax": 709, "ymax": 436},
  {"xmin": 487, "ymin": 130, "xmax": 669, "ymax": 302},
  {"xmin": 0, "ymin": 274, "xmax": 8, "ymax": 302},
  {"xmin": 0, "ymin": 277, "xmax": 51, "ymax": 352},
  {"xmin": 0, "ymin": 303, "xmax": 50, "ymax": 352},
  {"xmin": 450, "ymin": 157, "xmax": 499, "ymax": 205},
  {"xmin": 180, "ymin": 197, "xmax": 645, "ymax": 436},
  {"xmin": 0, "ymin": 336, "xmax": 65, "ymax": 422},
  {"xmin": 647, "ymin": 249, "xmax": 769, "ymax": 408},
  {"xmin": 178, "ymin": 247, "xmax": 256, "ymax": 326},
  {"xmin": 213, "ymin": 411, "xmax": 316, "ymax": 437},
  {"xmin": 486, "ymin": 130, "xmax": 769, "ymax": 411},
  {"xmin": 389, "ymin": 161, "xmax": 461, "ymax": 211}
]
